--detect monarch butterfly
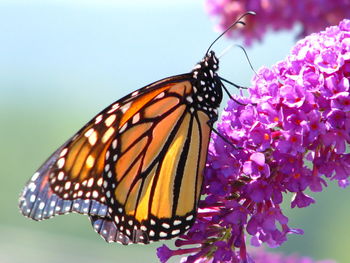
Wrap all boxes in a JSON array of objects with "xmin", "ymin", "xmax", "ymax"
[{"xmin": 19, "ymin": 12, "xmax": 254, "ymax": 244}]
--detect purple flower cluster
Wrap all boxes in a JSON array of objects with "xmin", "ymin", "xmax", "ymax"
[
  {"xmin": 206, "ymin": 0, "xmax": 350, "ymax": 45},
  {"xmin": 250, "ymin": 248, "xmax": 335, "ymax": 263},
  {"xmin": 157, "ymin": 19, "xmax": 350, "ymax": 263},
  {"xmin": 158, "ymin": 245, "xmax": 335, "ymax": 263}
]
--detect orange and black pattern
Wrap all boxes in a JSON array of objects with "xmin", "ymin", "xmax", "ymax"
[{"xmin": 19, "ymin": 51, "xmax": 223, "ymax": 244}]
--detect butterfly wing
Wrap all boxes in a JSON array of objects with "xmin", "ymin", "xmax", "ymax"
[
  {"xmin": 18, "ymin": 142, "xmax": 109, "ymax": 221},
  {"xmin": 19, "ymin": 74, "xmax": 188, "ymax": 219},
  {"xmin": 98, "ymin": 79, "xmax": 212, "ymax": 243},
  {"xmin": 19, "ymin": 73, "xmax": 212, "ymax": 244}
]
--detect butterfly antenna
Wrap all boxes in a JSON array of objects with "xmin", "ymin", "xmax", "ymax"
[
  {"xmin": 218, "ymin": 44, "xmax": 235, "ymax": 59},
  {"xmin": 206, "ymin": 11, "xmax": 256, "ymax": 55},
  {"xmin": 234, "ymin": 44, "xmax": 258, "ymax": 76}
]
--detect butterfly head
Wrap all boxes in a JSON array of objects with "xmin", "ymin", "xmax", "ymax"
[{"xmin": 192, "ymin": 51, "xmax": 219, "ymax": 72}]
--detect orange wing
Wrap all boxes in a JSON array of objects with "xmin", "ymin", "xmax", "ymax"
[
  {"xmin": 18, "ymin": 74, "xmax": 186, "ymax": 217},
  {"xmin": 19, "ymin": 51, "xmax": 222, "ymax": 245},
  {"xmin": 97, "ymin": 80, "xmax": 211, "ymax": 243},
  {"xmin": 19, "ymin": 74, "xmax": 211, "ymax": 244}
]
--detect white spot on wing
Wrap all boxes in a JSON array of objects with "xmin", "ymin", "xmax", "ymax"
[
  {"xmin": 28, "ymin": 182, "xmax": 36, "ymax": 192},
  {"xmin": 102, "ymin": 127, "xmax": 115, "ymax": 143},
  {"xmin": 92, "ymin": 191, "xmax": 99, "ymax": 198},
  {"xmin": 64, "ymin": 181, "xmax": 71, "ymax": 190},
  {"xmin": 84, "ymin": 128, "xmax": 94, "ymax": 138},
  {"xmin": 112, "ymin": 139, "xmax": 117, "ymax": 149},
  {"xmin": 159, "ymin": 232, "xmax": 167, "ymax": 237},
  {"xmin": 97, "ymin": 178, "xmax": 103, "ymax": 186},
  {"xmin": 31, "ymin": 172, "xmax": 40, "ymax": 181},
  {"xmin": 57, "ymin": 158, "xmax": 65, "ymax": 169},
  {"xmin": 119, "ymin": 123, "xmax": 127, "ymax": 134},
  {"xmin": 121, "ymin": 102, "xmax": 131, "ymax": 113},
  {"xmin": 173, "ymin": 220, "xmax": 181, "ymax": 225},
  {"xmin": 87, "ymin": 178, "xmax": 94, "ymax": 187},
  {"xmin": 95, "ymin": 114, "xmax": 103, "ymax": 124},
  {"xmin": 30, "ymin": 194, "xmax": 36, "ymax": 203},
  {"xmin": 171, "ymin": 229, "xmax": 180, "ymax": 235},
  {"xmin": 59, "ymin": 148, "xmax": 68, "ymax": 157},
  {"xmin": 155, "ymin": 92, "xmax": 165, "ymax": 100},
  {"xmin": 107, "ymin": 103, "xmax": 120, "ymax": 114},
  {"xmin": 132, "ymin": 113, "xmax": 140, "ymax": 124},
  {"xmin": 105, "ymin": 114, "xmax": 116, "ymax": 127},
  {"xmin": 88, "ymin": 131, "xmax": 98, "ymax": 145},
  {"xmin": 162, "ymin": 223, "xmax": 170, "ymax": 229},
  {"xmin": 186, "ymin": 215, "xmax": 193, "ymax": 221},
  {"xmin": 57, "ymin": 171, "xmax": 65, "ymax": 181}
]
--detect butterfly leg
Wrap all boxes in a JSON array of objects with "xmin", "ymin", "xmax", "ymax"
[
  {"xmin": 219, "ymin": 80, "xmax": 248, "ymax": 106},
  {"xmin": 219, "ymin": 76, "xmax": 248, "ymax": 90},
  {"xmin": 219, "ymin": 79, "xmax": 257, "ymax": 107},
  {"xmin": 206, "ymin": 120, "xmax": 241, "ymax": 150}
]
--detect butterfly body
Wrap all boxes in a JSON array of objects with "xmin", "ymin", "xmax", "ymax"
[{"xmin": 19, "ymin": 51, "xmax": 222, "ymax": 244}]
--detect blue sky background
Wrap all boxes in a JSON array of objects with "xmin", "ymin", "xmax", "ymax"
[{"xmin": 1, "ymin": 1, "xmax": 349, "ymax": 263}]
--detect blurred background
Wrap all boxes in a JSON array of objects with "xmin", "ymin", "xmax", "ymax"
[{"xmin": 1, "ymin": 0, "xmax": 349, "ymax": 262}]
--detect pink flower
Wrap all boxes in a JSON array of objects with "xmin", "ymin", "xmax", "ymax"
[
  {"xmin": 157, "ymin": 18, "xmax": 350, "ymax": 263},
  {"xmin": 206, "ymin": 0, "xmax": 350, "ymax": 45}
]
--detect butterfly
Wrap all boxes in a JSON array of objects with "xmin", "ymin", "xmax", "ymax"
[{"xmin": 18, "ymin": 12, "xmax": 254, "ymax": 245}]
